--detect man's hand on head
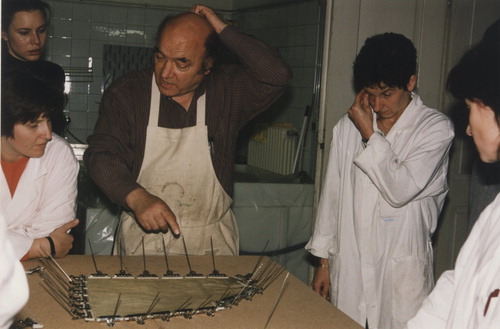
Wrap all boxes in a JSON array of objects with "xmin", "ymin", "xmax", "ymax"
[{"xmin": 190, "ymin": 4, "xmax": 228, "ymax": 34}]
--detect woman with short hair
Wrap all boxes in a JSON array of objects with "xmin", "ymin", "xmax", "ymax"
[
  {"xmin": 407, "ymin": 19, "xmax": 500, "ymax": 329},
  {"xmin": 1, "ymin": 68, "xmax": 79, "ymax": 261}
]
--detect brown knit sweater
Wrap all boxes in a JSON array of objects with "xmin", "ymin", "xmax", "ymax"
[{"xmin": 83, "ymin": 25, "xmax": 292, "ymax": 208}]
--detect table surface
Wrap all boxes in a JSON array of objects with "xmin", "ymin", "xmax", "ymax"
[{"xmin": 19, "ymin": 255, "xmax": 362, "ymax": 329}]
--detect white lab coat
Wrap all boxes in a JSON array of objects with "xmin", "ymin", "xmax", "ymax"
[
  {"xmin": 1, "ymin": 134, "xmax": 79, "ymax": 259},
  {"xmin": 0, "ymin": 213, "xmax": 28, "ymax": 329},
  {"xmin": 407, "ymin": 193, "xmax": 500, "ymax": 329},
  {"xmin": 306, "ymin": 94, "xmax": 454, "ymax": 329}
]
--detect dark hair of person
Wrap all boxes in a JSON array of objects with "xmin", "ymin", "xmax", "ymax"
[
  {"xmin": 1, "ymin": 0, "xmax": 51, "ymax": 33},
  {"xmin": 1, "ymin": 67, "xmax": 65, "ymax": 137},
  {"xmin": 447, "ymin": 19, "xmax": 500, "ymax": 118},
  {"xmin": 353, "ymin": 32, "xmax": 417, "ymax": 92},
  {"xmin": 154, "ymin": 12, "xmax": 220, "ymax": 70}
]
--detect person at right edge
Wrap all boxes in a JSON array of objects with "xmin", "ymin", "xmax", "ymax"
[
  {"xmin": 306, "ymin": 33, "xmax": 454, "ymax": 329},
  {"xmin": 407, "ymin": 18, "xmax": 500, "ymax": 329}
]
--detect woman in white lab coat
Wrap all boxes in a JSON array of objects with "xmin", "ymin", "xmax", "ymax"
[
  {"xmin": 306, "ymin": 33, "xmax": 455, "ymax": 329},
  {"xmin": 0, "ymin": 213, "xmax": 29, "ymax": 329},
  {"xmin": 407, "ymin": 19, "xmax": 500, "ymax": 329},
  {"xmin": 1, "ymin": 68, "xmax": 79, "ymax": 260}
]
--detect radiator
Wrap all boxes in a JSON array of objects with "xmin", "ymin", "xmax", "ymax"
[{"xmin": 247, "ymin": 126, "xmax": 297, "ymax": 175}]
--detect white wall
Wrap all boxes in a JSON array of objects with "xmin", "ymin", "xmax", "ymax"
[
  {"xmin": 46, "ymin": 0, "xmax": 187, "ymax": 142},
  {"xmin": 235, "ymin": 1, "xmax": 321, "ymax": 173}
]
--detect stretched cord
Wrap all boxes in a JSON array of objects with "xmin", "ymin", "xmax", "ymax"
[{"xmin": 239, "ymin": 241, "xmax": 307, "ymax": 256}]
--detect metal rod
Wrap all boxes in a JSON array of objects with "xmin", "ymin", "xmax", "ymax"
[
  {"xmin": 113, "ymin": 293, "xmax": 122, "ymax": 317},
  {"xmin": 176, "ymin": 297, "xmax": 192, "ymax": 312},
  {"xmin": 40, "ymin": 272, "xmax": 70, "ymax": 306},
  {"xmin": 182, "ymin": 237, "xmax": 193, "ymax": 273},
  {"xmin": 40, "ymin": 282, "xmax": 73, "ymax": 315},
  {"xmin": 39, "ymin": 248, "xmax": 73, "ymax": 283},
  {"xmin": 88, "ymin": 239, "xmax": 100, "ymax": 273},
  {"xmin": 210, "ymin": 236, "xmax": 216, "ymax": 272},
  {"xmin": 146, "ymin": 291, "xmax": 161, "ymax": 315},
  {"xmin": 119, "ymin": 237, "xmax": 124, "ymax": 272},
  {"xmin": 39, "ymin": 258, "xmax": 70, "ymax": 289},
  {"xmin": 195, "ymin": 294, "xmax": 213, "ymax": 313},
  {"xmin": 261, "ymin": 266, "xmax": 287, "ymax": 291},
  {"xmin": 264, "ymin": 272, "xmax": 289, "ymax": 329},
  {"xmin": 293, "ymin": 105, "xmax": 311, "ymax": 173},
  {"xmin": 254, "ymin": 245, "xmax": 281, "ymax": 282},
  {"xmin": 251, "ymin": 240, "xmax": 270, "ymax": 275},
  {"xmin": 219, "ymin": 285, "xmax": 231, "ymax": 301},
  {"xmin": 161, "ymin": 235, "xmax": 171, "ymax": 273},
  {"xmin": 142, "ymin": 236, "xmax": 147, "ymax": 272}
]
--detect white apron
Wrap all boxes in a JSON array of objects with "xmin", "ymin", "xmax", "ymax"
[{"xmin": 115, "ymin": 77, "xmax": 239, "ymax": 256}]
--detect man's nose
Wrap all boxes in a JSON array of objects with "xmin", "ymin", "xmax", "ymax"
[{"xmin": 160, "ymin": 60, "xmax": 174, "ymax": 78}]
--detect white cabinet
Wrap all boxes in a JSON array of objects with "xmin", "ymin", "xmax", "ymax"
[{"xmin": 232, "ymin": 165, "xmax": 314, "ymax": 283}]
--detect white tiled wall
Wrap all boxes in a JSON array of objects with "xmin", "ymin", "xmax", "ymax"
[
  {"xmin": 45, "ymin": 0, "xmax": 180, "ymax": 143},
  {"xmin": 237, "ymin": 2, "xmax": 319, "ymax": 129},
  {"xmin": 236, "ymin": 2, "xmax": 320, "ymax": 174},
  {"xmin": 45, "ymin": 1, "xmax": 320, "ymax": 176}
]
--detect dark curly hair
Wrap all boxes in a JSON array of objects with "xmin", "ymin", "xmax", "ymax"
[
  {"xmin": 447, "ymin": 19, "xmax": 500, "ymax": 117},
  {"xmin": 2, "ymin": 67, "xmax": 66, "ymax": 137},
  {"xmin": 353, "ymin": 32, "xmax": 417, "ymax": 92}
]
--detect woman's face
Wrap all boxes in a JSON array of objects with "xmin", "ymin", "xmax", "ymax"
[
  {"xmin": 466, "ymin": 99, "xmax": 500, "ymax": 163},
  {"xmin": 1, "ymin": 10, "xmax": 47, "ymax": 61},
  {"xmin": 1, "ymin": 114, "xmax": 53, "ymax": 162}
]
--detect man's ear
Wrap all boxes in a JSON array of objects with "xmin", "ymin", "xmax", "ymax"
[
  {"xmin": 2, "ymin": 31, "xmax": 8, "ymax": 42},
  {"xmin": 203, "ymin": 57, "xmax": 214, "ymax": 75}
]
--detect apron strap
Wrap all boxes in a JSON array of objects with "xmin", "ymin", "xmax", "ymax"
[
  {"xmin": 149, "ymin": 75, "xmax": 161, "ymax": 127},
  {"xmin": 196, "ymin": 94, "xmax": 206, "ymax": 127}
]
